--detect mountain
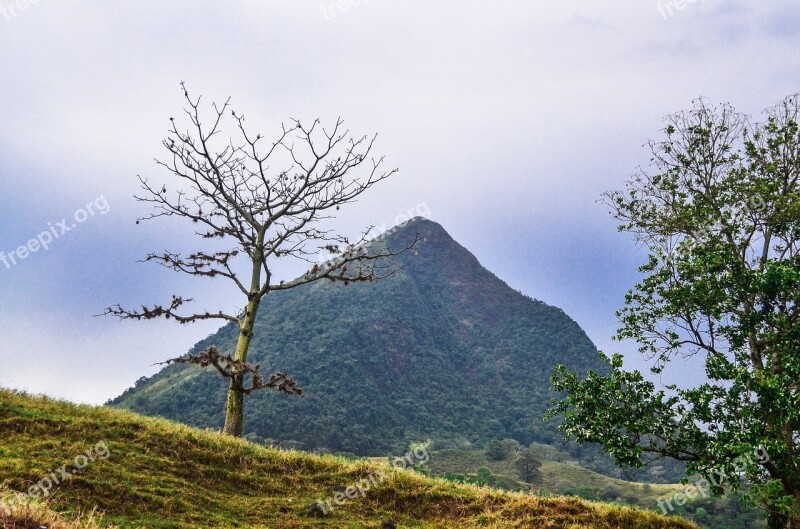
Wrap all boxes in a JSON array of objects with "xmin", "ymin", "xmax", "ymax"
[
  {"xmin": 111, "ymin": 217, "xmax": 606, "ymax": 455},
  {"xmin": 1, "ymin": 389, "xmax": 696, "ymax": 528}
]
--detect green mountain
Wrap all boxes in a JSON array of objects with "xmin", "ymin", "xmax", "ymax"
[{"xmin": 111, "ymin": 217, "xmax": 606, "ymax": 455}]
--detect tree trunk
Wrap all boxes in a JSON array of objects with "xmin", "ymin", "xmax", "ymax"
[
  {"xmin": 223, "ymin": 374, "xmax": 244, "ymax": 436},
  {"xmin": 221, "ymin": 293, "xmax": 260, "ymax": 437}
]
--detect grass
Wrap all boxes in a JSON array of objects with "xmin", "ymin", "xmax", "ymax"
[
  {"xmin": 0, "ymin": 389, "xmax": 696, "ymax": 529},
  {"xmin": 538, "ymin": 460, "xmax": 682, "ymax": 501},
  {"xmin": 0, "ymin": 490, "xmax": 110, "ymax": 529}
]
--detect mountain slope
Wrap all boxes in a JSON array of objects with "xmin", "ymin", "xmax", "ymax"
[
  {"xmin": 0, "ymin": 389, "xmax": 697, "ymax": 529},
  {"xmin": 112, "ymin": 217, "xmax": 605, "ymax": 454}
]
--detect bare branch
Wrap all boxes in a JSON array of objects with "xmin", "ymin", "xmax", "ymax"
[
  {"xmin": 99, "ymin": 295, "xmax": 239, "ymax": 325},
  {"xmin": 160, "ymin": 346, "xmax": 303, "ymax": 396}
]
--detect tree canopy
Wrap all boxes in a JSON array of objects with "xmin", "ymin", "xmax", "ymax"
[{"xmin": 548, "ymin": 94, "xmax": 800, "ymax": 529}]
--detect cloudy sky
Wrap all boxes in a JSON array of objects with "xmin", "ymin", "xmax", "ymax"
[{"xmin": 1, "ymin": 1, "xmax": 798, "ymax": 403}]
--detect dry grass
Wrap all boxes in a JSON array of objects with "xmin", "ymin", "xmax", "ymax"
[{"xmin": 0, "ymin": 489, "xmax": 112, "ymax": 529}]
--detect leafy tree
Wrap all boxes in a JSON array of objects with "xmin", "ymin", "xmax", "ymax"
[
  {"xmin": 548, "ymin": 95, "xmax": 800, "ymax": 528},
  {"xmin": 476, "ymin": 466, "xmax": 494, "ymax": 486},
  {"xmin": 514, "ymin": 448, "xmax": 542, "ymax": 483},
  {"xmin": 103, "ymin": 83, "xmax": 415, "ymax": 437},
  {"xmin": 486, "ymin": 440, "xmax": 507, "ymax": 460},
  {"xmin": 599, "ymin": 483, "xmax": 623, "ymax": 501},
  {"xmin": 409, "ymin": 439, "xmax": 433, "ymax": 456},
  {"xmin": 486, "ymin": 439, "xmax": 521, "ymax": 460},
  {"xmin": 500, "ymin": 438, "xmax": 522, "ymax": 456}
]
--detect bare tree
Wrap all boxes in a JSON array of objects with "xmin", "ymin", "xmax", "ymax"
[{"xmin": 103, "ymin": 83, "xmax": 418, "ymax": 436}]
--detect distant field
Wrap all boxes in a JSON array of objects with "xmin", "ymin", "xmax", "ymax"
[
  {"xmin": 419, "ymin": 448, "xmax": 768, "ymax": 529},
  {"xmin": 423, "ymin": 449, "xmax": 683, "ymax": 506}
]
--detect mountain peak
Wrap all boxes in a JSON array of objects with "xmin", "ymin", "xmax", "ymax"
[
  {"xmin": 403, "ymin": 215, "xmax": 434, "ymax": 225},
  {"xmin": 112, "ymin": 218, "xmax": 603, "ymax": 455},
  {"xmin": 382, "ymin": 215, "xmax": 450, "ymax": 241}
]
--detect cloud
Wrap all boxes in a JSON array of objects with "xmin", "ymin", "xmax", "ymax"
[{"xmin": 0, "ymin": 0, "xmax": 798, "ymax": 402}]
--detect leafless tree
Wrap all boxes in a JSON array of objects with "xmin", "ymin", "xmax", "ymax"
[{"xmin": 103, "ymin": 83, "xmax": 418, "ymax": 436}]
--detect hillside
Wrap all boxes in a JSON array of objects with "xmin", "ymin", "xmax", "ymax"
[
  {"xmin": 419, "ymin": 448, "xmax": 766, "ymax": 529},
  {"xmin": 111, "ymin": 217, "xmax": 606, "ymax": 455},
  {"xmin": 0, "ymin": 389, "xmax": 697, "ymax": 529}
]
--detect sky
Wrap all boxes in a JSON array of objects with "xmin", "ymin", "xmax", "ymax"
[{"xmin": 0, "ymin": 0, "xmax": 798, "ymax": 404}]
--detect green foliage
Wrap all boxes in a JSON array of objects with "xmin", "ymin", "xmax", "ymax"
[
  {"xmin": 560, "ymin": 486, "xmax": 598, "ymax": 501},
  {"xmin": 548, "ymin": 94, "xmax": 800, "ymax": 528},
  {"xmin": 409, "ymin": 439, "xmax": 433, "ymax": 455},
  {"xmin": 485, "ymin": 439, "xmax": 520, "ymax": 461},
  {"xmin": 599, "ymin": 483, "xmax": 624, "ymax": 501},
  {"xmin": 659, "ymin": 493, "xmax": 767, "ymax": 529},
  {"xmin": 548, "ymin": 353, "xmax": 686, "ymax": 468},
  {"xmin": 476, "ymin": 466, "xmax": 494, "ymax": 485},
  {"xmin": 486, "ymin": 440, "xmax": 507, "ymax": 461},
  {"xmin": 514, "ymin": 448, "xmax": 542, "ymax": 483}
]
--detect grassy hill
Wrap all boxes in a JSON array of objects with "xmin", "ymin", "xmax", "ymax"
[{"xmin": 0, "ymin": 389, "xmax": 696, "ymax": 529}]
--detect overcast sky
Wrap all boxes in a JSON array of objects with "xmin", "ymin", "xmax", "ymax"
[{"xmin": 1, "ymin": 1, "xmax": 798, "ymax": 404}]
